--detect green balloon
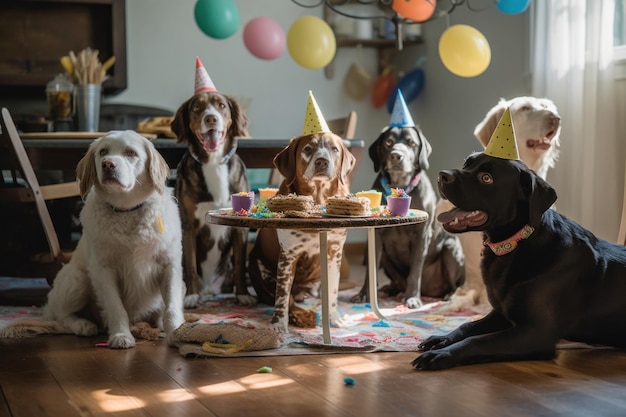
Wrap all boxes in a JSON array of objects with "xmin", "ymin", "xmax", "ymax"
[{"xmin": 194, "ymin": 0, "xmax": 240, "ymax": 40}]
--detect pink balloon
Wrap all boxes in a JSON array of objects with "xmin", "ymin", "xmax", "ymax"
[{"xmin": 243, "ymin": 17, "xmax": 286, "ymax": 60}]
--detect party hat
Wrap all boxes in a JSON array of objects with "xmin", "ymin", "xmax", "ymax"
[
  {"xmin": 389, "ymin": 90, "xmax": 415, "ymax": 128},
  {"xmin": 194, "ymin": 56, "xmax": 217, "ymax": 95},
  {"xmin": 484, "ymin": 107, "xmax": 519, "ymax": 160},
  {"xmin": 302, "ymin": 90, "xmax": 330, "ymax": 135}
]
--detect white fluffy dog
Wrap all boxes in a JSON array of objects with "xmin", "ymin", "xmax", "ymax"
[
  {"xmin": 438, "ymin": 97, "xmax": 561, "ymax": 313},
  {"xmin": 42, "ymin": 130, "xmax": 185, "ymax": 348}
]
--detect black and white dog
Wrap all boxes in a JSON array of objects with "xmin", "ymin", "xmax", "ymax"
[{"xmin": 351, "ymin": 126, "xmax": 465, "ymax": 308}]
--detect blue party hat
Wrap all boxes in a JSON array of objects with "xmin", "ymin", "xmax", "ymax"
[{"xmin": 389, "ymin": 90, "xmax": 415, "ymax": 128}]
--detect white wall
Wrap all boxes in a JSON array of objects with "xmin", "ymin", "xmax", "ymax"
[{"xmin": 109, "ymin": 0, "xmax": 529, "ymax": 195}]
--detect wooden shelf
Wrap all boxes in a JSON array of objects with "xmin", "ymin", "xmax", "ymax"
[
  {"xmin": 325, "ymin": 37, "xmax": 423, "ymax": 79},
  {"xmin": 0, "ymin": 0, "xmax": 127, "ymax": 98}
]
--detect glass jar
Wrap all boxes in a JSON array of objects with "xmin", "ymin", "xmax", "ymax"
[{"xmin": 46, "ymin": 74, "xmax": 74, "ymax": 120}]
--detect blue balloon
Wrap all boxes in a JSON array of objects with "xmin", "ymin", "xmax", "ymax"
[
  {"xmin": 496, "ymin": 0, "xmax": 531, "ymax": 15},
  {"xmin": 194, "ymin": 0, "xmax": 240, "ymax": 39},
  {"xmin": 386, "ymin": 67, "xmax": 425, "ymax": 114}
]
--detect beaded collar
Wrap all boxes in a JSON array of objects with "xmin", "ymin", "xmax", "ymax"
[
  {"xmin": 381, "ymin": 173, "xmax": 421, "ymax": 201},
  {"xmin": 484, "ymin": 224, "xmax": 535, "ymax": 256}
]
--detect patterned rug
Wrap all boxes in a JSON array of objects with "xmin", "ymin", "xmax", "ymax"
[{"xmin": 0, "ymin": 284, "xmax": 483, "ymax": 357}]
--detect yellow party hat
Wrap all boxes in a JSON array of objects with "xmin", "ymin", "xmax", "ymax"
[
  {"xmin": 484, "ymin": 107, "xmax": 519, "ymax": 160},
  {"xmin": 302, "ymin": 90, "xmax": 330, "ymax": 135}
]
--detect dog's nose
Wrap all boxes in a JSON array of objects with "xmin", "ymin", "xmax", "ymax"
[
  {"xmin": 315, "ymin": 158, "xmax": 328, "ymax": 171},
  {"xmin": 204, "ymin": 114, "xmax": 218, "ymax": 125},
  {"xmin": 390, "ymin": 152, "xmax": 403, "ymax": 162},
  {"xmin": 542, "ymin": 116, "xmax": 561, "ymax": 140},
  {"xmin": 438, "ymin": 171, "xmax": 455, "ymax": 185},
  {"xmin": 102, "ymin": 159, "xmax": 116, "ymax": 170}
]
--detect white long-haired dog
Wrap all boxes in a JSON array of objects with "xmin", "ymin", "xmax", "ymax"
[{"xmin": 42, "ymin": 130, "xmax": 185, "ymax": 348}]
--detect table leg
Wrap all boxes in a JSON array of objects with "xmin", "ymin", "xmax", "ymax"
[
  {"xmin": 367, "ymin": 227, "xmax": 385, "ymax": 319},
  {"xmin": 319, "ymin": 230, "xmax": 331, "ymax": 344}
]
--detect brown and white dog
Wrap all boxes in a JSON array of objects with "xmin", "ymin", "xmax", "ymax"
[
  {"xmin": 248, "ymin": 133, "xmax": 356, "ymax": 332},
  {"xmin": 439, "ymin": 96, "xmax": 561, "ymax": 313},
  {"xmin": 172, "ymin": 91, "xmax": 255, "ymax": 308}
]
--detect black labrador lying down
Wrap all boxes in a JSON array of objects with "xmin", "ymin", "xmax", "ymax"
[{"xmin": 412, "ymin": 152, "xmax": 626, "ymax": 370}]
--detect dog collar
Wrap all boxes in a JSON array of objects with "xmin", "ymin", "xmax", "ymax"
[
  {"xmin": 484, "ymin": 224, "xmax": 535, "ymax": 256},
  {"xmin": 381, "ymin": 173, "xmax": 421, "ymax": 202},
  {"xmin": 189, "ymin": 145, "xmax": 237, "ymax": 165},
  {"xmin": 109, "ymin": 202, "xmax": 146, "ymax": 213}
]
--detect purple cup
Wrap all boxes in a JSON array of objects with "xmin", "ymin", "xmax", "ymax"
[
  {"xmin": 232, "ymin": 193, "xmax": 254, "ymax": 213},
  {"xmin": 386, "ymin": 196, "xmax": 411, "ymax": 216}
]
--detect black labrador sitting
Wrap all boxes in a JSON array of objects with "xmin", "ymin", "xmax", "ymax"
[
  {"xmin": 412, "ymin": 152, "xmax": 626, "ymax": 370},
  {"xmin": 351, "ymin": 126, "xmax": 465, "ymax": 308}
]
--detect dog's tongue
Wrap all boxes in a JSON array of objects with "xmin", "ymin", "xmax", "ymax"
[
  {"xmin": 437, "ymin": 207, "xmax": 469, "ymax": 224},
  {"xmin": 437, "ymin": 207, "xmax": 488, "ymax": 231},
  {"xmin": 204, "ymin": 130, "xmax": 222, "ymax": 152}
]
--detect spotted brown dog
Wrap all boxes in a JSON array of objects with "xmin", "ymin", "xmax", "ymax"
[
  {"xmin": 172, "ymin": 91, "xmax": 255, "ymax": 307},
  {"xmin": 248, "ymin": 132, "xmax": 356, "ymax": 332}
]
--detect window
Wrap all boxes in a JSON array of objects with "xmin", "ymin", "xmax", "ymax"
[{"xmin": 614, "ymin": 0, "xmax": 626, "ymax": 59}]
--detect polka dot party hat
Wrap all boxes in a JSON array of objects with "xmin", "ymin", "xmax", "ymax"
[
  {"xmin": 389, "ymin": 89, "xmax": 415, "ymax": 128},
  {"xmin": 484, "ymin": 107, "xmax": 519, "ymax": 160},
  {"xmin": 302, "ymin": 90, "xmax": 330, "ymax": 135}
]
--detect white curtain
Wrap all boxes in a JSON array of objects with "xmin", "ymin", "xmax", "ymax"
[{"xmin": 531, "ymin": 0, "xmax": 623, "ymax": 241}]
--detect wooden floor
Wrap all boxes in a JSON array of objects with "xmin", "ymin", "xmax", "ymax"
[
  {"xmin": 2, "ymin": 251, "xmax": 626, "ymax": 416},
  {"xmin": 2, "ymin": 336, "xmax": 626, "ymax": 417}
]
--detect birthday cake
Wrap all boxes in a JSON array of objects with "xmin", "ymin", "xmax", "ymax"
[
  {"xmin": 325, "ymin": 195, "xmax": 371, "ymax": 216},
  {"xmin": 265, "ymin": 193, "xmax": 315, "ymax": 213}
]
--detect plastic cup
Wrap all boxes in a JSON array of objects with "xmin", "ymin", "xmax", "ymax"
[
  {"xmin": 258, "ymin": 188, "xmax": 279, "ymax": 200},
  {"xmin": 232, "ymin": 192, "xmax": 254, "ymax": 213},
  {"xmin": 386, "ymin": 196, "xmax": 411, "ymax": 216},
  {"xmin": 355, "ymin": 191, "xmax": 383, "ymax": 209}
]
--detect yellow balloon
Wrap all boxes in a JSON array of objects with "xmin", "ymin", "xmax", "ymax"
[
  {"xmin": 438, "ymin": 25, "xmax": 491, "ymax": 77},
  {"xmin": 287, "ymin": 16, "xmax": 336, "ymax": 69}
]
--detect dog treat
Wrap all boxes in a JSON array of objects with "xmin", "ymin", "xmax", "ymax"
[
  {"xmin": 266, "ymin": 193, "xmax": 315, "ymax": 213},
  {"xmin": 231, "ymin": 192, "xmax": 254, "ymax": 213},
  {"xmin": 355, "ymin": 190, "xmax": 383, "ymax": 209},
  {"xmin": 325, "ymin": 195, "xmax": 371, "ymax": 216},
  {"xmin": 386, "ymin": 188, "xmax": 411, "ymax": 216}
]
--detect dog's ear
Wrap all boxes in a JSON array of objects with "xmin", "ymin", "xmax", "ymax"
[
  {"xmin": 474, "ymin": 99, "xmax": 508, "ymax": 147},
  {"xmin": 273, "ymin": 137, "xmax": 299, "ymax": 187},
  {"xmin": 226, "ymin": 95, "xmax": 249, "ymax": 138},
  {"xmin": 146, "ymin": 140, "xmax": 170, "ymax": 195},
  {"xmin": 339, "ymin": 139, "xmax": 356, "ymax": 185},
  {"xmin": 368, "ymin": 128, "xmax": 388, "ymax": 172},
  {"xmin": 171, "ymin": 97, "xmax": 192, "ymax": 144},
  {"xmin": 519, "ymin": 166, "xmax": 557, "ymax": 227},
  {"xmin": 76, "ymin": 140, "xmax": 98, "ymax": 199},
  {"xmin": 416, "ymin": 127, "xmax": 432, "ymax": 171}
]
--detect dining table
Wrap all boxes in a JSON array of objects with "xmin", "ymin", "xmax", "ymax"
[
  {"xmin": 19, "ymin": 132, "xmax": 366, "ymax": 174},
  {"xmin": 206, "ymin": 208, "xmax": 429, "ymax": 345}
]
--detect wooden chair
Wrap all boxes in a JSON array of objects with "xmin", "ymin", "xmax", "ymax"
[
  {"xmin": 268, "ymin": 111, "xmax": 358, "ymax": 185},
  {"xmin": 0, "ymin": 107, "xmax": 79, "ymax": 283},
  {"xmin": 618, "ymin": 162, "xmax": 626, "ymax": 245}
]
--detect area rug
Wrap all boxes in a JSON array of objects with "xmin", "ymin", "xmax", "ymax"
[{"xmin": 0, "ymin": 287, "xmax": 483, "ymax": 357}]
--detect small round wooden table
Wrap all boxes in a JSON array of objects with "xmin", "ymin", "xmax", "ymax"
[{"xmin": 206, "ymin": 209, "xmax": 429, "ymax": 344}]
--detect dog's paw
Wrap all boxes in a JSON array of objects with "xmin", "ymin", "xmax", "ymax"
[
  {"xmin": 108, "ymin": 332, "xmax": 136, "ymax": 349},
  {"xmin": 236, "ymin": 294, "xmax": 257, "ymax": 306},
  {"xmin": 330, "ymin": 314, "xmax": 348, "ymax": 328},
  {"xmin": 183, "ymin": 294, "xmax": 200, "ymax": 309},
  {"xmin": 65, "ymin": 318, "xmax": 98, "ymax": 337},
  {"xmin": 405, "ymin": 296, "xmax": 423, "ymax": 309},
  {"xmin": 270, "ymin": 321, "xmax": 289, "ymax": 333},
  {"xmin": 418, "ymin": 335, "xmax": 454, "ymax": 351},
  {"xmin": 165, "ymin": 331, "xmax": 178, "ymax": 347},
  {"xmin": 411, "ymin": 349, "xmax": 457, "ymax": 370},
  {"xmin": 349, "ymin": 292, "xmax": 367, "ymax": 303}
]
